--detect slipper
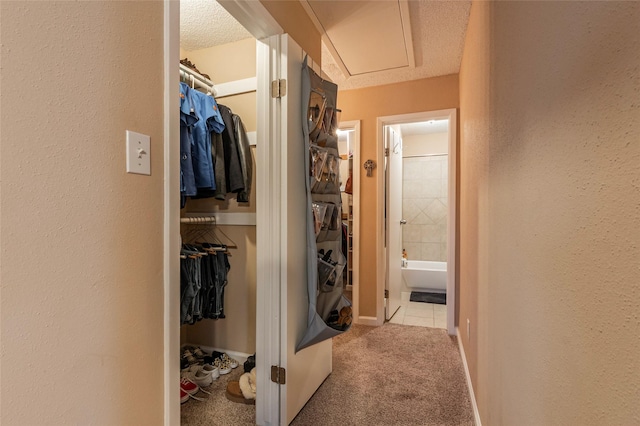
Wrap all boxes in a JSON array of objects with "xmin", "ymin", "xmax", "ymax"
[{"xmin": 226, "ymin": 381, "xmax": 255, "ymax": 405}]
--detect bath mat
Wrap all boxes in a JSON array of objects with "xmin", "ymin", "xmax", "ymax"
[{"xmin": 410, "ymin": 291, "xmax": 446, "ymax": 305}]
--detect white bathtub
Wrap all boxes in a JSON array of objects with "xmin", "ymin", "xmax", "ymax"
[{"xmin": 401, "ymin": 260, "xmax": 447, "ymax": 293}]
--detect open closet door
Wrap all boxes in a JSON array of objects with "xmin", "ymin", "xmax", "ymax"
[
  {"xmin": 256, "ymin": 34, "xmax": 332, "ymax": 426},
  {"xmin": 279, "ymin": 34, "xmax": 333, "ymax": 426}
]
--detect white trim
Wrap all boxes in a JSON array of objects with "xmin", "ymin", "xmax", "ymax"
[
  {"xmin": 456, "ymin": 327, "xmax": 482, "ymax": 426},
  {"xmin": 338, "ymin": 120, "xmax": 361, "ymax": 324},
  {"xmin": 377, "ymin": 109, "xmax": 458, "ymax": 335},
  {"xmin": 398, "ymin": 0, "xmax": 416, "ymax": 68},
  {"xmin": 357, "ymin": 316, "xmax": 383, "ymax": 326},
  {"xmin": 163, "ymin": 1, "xmax": 180, "ymax": 425},
  {"xmin": 182, "ymin": 343, "xmax": 252, "ymax": 366},
  {"xmin": 215, "ymin": 76, "xmax": 258, "ymax": 99},
  {"xmin": 218, "ymin": 0, "xmax": 283, "ymax": 40},
  {"xmin": 255, "ymin": 35, "xmax": 282, "ymax": 426}
]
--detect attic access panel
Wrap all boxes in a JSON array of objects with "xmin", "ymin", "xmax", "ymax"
[{"xmin": 307, "ymin": 0, "xmax": 409, "ymax": 75}]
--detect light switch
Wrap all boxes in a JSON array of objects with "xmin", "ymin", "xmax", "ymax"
[{"xmin": 126, "ymin": 130, "xmax": 151, "ymax": 175}]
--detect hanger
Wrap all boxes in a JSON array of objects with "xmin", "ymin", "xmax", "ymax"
[{"xmin": 180, "ymin": 220, "xmax": 237, "ymax": 253}]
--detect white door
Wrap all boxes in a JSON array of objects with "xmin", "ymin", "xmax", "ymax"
[
  {"xmin": 256, "ymin": 34, "xmax": 332, "ymax": 426},
  {"xmin": 385, "ymin": 126, "xmax": 403, "ymax": 320}
]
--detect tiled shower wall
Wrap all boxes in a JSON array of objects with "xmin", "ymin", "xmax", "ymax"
[{"xmin": 402, "ymin": 155, "xmax": 448, "ymax": 262}]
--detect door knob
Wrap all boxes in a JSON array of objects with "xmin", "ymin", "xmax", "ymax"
[{"xmin": 400, "ymin": 220, "xmax": 407, "ymax": 225}]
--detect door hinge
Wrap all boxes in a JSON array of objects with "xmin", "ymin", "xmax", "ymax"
[
  {"xmin": 384, "ymin": 289, "xmax": 389, "ymax": 298},
  {"xmin": 271, "ymin": 365, "xmax": 286, "ymax": 385},
  {"xmin": 385, "ymin": 148, "xmax": 390, "ymax": 157},
  {"xmin": 271, "ymin": 79, "xmax": 287, "ymax": 98}
]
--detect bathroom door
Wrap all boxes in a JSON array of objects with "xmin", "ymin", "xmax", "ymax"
[{"xmin": 385, "ymin": 125, "xmax": 403, "ymax": 320}]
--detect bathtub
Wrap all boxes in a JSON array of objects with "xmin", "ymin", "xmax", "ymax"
[{"xmin": 401, "ymin": 260, "xmax": 447, "ymax": 293}]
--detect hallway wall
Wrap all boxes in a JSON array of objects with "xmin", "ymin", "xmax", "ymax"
[
  {"xmin": 459, "ymin": 1, "xmax": 640, "ymax": 423},
  {"xmin": 339, "ymin": 75, "xmax": 459, "ymax": 318},
  {"xmin": 0, "ymin": 2, "xmax": 165, "ymax": 424}
]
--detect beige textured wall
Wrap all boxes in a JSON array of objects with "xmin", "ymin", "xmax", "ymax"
[
  {"xmin": 339, "ymin": 75, "xmax": 459, "ymax": 317},
  {"xmin": 0, "ymin": 2, "xmax": 164, "ymax": 424},
  {"xmin": 180, "ymin": 39, "xmax": 258, "ymax": 355},
  {"xmin": 260, "ymin": 0, "xmax": 321, "ymax": 64},
  {"xmin": 458, "ymin": 0, "xmax": 491, "ymax": 417},
  {"xmin": 460, "ymin": 1, "xmax": 640, "ymax": 423}
]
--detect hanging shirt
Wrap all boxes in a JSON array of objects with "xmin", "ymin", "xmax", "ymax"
[
  {"xmin": 191, "ymin": 91, "xmax": 223, "ymax": 190},
  {"xmin": 179, "ymin": 83, "xmax": 198, "ymax": 198}
]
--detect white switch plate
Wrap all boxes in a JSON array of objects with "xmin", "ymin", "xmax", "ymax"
[{"xmin": 126, "ymin": 130, "xmax": 151, "ymax": 175}]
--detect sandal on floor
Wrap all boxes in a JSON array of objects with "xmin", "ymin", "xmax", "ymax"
[{"xmin": 226, "ymin": 381, "xmax": 255, "ymax": 405}]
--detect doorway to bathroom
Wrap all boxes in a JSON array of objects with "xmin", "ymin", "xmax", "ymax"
[{"xmin": 378, "ymin": 109, "xmax": 457, "ymax": 335}]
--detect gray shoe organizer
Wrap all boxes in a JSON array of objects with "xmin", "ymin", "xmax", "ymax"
[{"xmin": 296, "ymin": 57, "xmax": 352, "ymax": 352}]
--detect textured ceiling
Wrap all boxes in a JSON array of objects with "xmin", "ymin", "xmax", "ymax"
[
  {"xmin": 180, "ymin": 0, "xmax": 251, "ymax": 51},
  {"xmin": 179, "ymin": 0, "xmax": 471, "ymax": 90}
]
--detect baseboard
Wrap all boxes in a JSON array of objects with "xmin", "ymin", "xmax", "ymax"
[
  {"xmin": 182, "ymin": 343, "xmax": 252, "ymax": 365},
  {"xmin": 356, "ymin": 315, "xmax": 382, "ymax": 326},
  {"xmin": 455, "ymin": 327, "xmax": 482, "ymax": 426}
]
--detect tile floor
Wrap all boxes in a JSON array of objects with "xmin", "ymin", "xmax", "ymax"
[{"xmin": 388, "ymin": 291, "xmax": 447, "ymax": 329}]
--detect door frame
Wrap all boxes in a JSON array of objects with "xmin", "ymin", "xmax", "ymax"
[
  {"xmin": 336, "ymin": 120, "xmax": 361, "ymax": 323},
  {"xmin": 163, "ymin": 2, "xmax": 284, "ymax": 424},
  {"xmin": 376, "ymin": 109, "xmax": 457, "ymax": 335},
  {"xmin": 384, "ymin": 125, "xmax": 403, "ymax": 321}
]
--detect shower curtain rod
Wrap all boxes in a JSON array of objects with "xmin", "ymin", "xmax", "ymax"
[{"xmin": 179, "ymin": 63, "xmax": 217, "ymax": 96}]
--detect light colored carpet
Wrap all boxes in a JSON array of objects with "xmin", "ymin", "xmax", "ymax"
[
  {"xmin": 181, "ymin": 323, "xmax": 473, "ymax": 425},
  {"xmin": 291, "ymin": 323, "xmax": 474, "ymax": 426},
  {"xmin": 180, "ymin": 367, "xmax": 255, "ymax": 425}
]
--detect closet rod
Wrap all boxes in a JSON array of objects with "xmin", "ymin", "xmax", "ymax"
[
  {"xmin": 179, "ymin": 63, "xmax": 217, "ymax": 96},
  {"xmin": 180, "ymin": 216, "xmax": 216, "ymax": 224}
]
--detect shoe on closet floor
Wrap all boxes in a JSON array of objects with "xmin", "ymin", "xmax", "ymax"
[
  {"xmin": 192, "ymin": 346, "xmax": 208, "ymax": 360},
  {"xmin": 213, "ymin": 358, "xmax": 232, "ymax": 375},
  {"xmin": 182, "ymin": 365, "xmax": 215, "ymax": 388},
  {"xmin": 180, "ymin": 377, "xmax": 207, "ymax": 402},
  {"xmin": 226, "ymin": 381, "xmax": 255, "ymax": 405},
  {"xmin": 180, "ymin": 377, "xmax": 199, "ymax": 395},
  {"xmin": 181, "ymin": 349, "xmax": 198, "ymax": 366},
  {"xmin": 244, "ymin": 353, "xmax": 256, "ymax": 373},
  {"xmin": 201, "ymin": 363, "xmax": 220, "ymax": 381},
  {"xmin": 180, "ymin": 389, "xmax": 190, "ymax": 404},
  {"xmin": 226, "ymin": 368, "xmax": 256, "ymax": 405},
  {"xmin": 221, "ymin": 353, "xmax": 239, "ymax": 369}
]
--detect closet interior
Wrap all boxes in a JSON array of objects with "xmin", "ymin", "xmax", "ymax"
[
  {"xmin": 179, "ymin": 8, "xmax": 259, "ymax": 420},
  {"xmin": 339, "ymin": 131, "xmax": 354, "ymax": 291}
]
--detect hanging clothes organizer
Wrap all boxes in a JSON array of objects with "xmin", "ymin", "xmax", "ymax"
[{"xmin": 297, "ymin": 57, "xmax": 352, "ymax": 352}]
